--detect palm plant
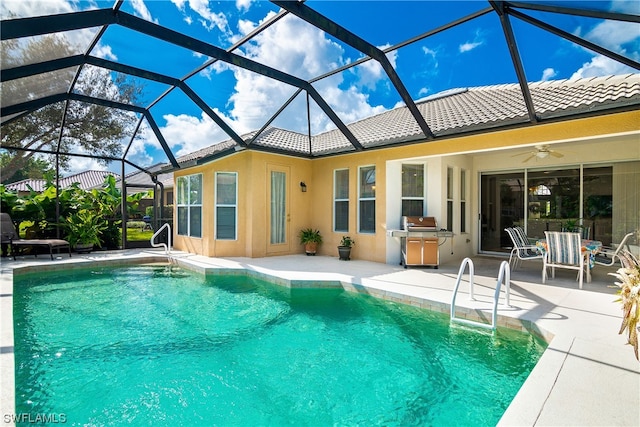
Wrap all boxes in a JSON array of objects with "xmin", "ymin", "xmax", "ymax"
[{"xmin": 610, "ymin": 250, "xmax": 640, "ymax": 360}]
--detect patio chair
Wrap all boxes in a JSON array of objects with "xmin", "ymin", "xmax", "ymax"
[
  {"xmin": 505, "ymin": 227, "xmax": 543, "ymax": 270},
  {"xmin": 543, "ymin": 231, "xmax": 588, "ymax": 289},
  {"xmin": 581, "ymin": 226, "xmax": 591, "ymax": 240},
  {"xmin": 0, "ymin": 213, "xmax": 71, "ymax": 260},
  {"xmin": 594, "ymin": 232, "xmax": 635, "ymax": 268}
]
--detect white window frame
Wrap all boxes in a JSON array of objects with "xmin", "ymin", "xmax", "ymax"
[
  {"xmin": 446, "ymin": 166, "xmax": 454, "ymax": 232},
  {"xmin": 358, "ymin": 165, "xmax": 376, "ymax": 234},
  {"xmin": 460, "ymin": 168, "xmax": 467, "ymax": 233},
  {"xmin": 176, "ymin": 173, "xmax": 203, "ymax": 238},
  {"xmin": 333, "ymin": 168, "xmax": 349, "ymax": 232},
  {"xmin": 401, "ymin": 163, "xmax": 426, "ymax": 216},
  {"xmin": 215, "ymin": 172, "xmax": 238, "ymax": 240}
]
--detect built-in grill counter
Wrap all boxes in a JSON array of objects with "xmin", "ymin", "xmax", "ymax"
[{"xmin": 389, "ymin": 216, "xmax": 454, "ymax": 268}]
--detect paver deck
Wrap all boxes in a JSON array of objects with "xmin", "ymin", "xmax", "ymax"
[{"xmin": 1, "ymin": 249, "xmax": 638, "ymax": 426}]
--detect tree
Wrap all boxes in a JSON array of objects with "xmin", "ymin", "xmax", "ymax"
[
  {"xmin": 1, "ymin": 34, "xmax": 143, "ymax": 182},
  {"xmin": 0, "ymin": 152, "xmax": 55, "ymax": 184}
]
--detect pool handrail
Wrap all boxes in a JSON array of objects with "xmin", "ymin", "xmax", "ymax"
[
  {"xmin": 450, "ymin": 258, "xmax": 511, "ymax": 331},
  {"xmin": 150, "ymin": 223, "xmax": 172, "ymax": 255}
]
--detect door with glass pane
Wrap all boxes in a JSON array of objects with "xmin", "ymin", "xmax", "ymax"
[
  {"xmin": 480, "ymin": 172, "xmax": 525, "ymax": 253},
  {"xmin": 267, "ymin": 165, "xmax": 290, "ymax": 254}
]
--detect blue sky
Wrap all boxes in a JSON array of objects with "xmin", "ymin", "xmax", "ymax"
[{"xmin": 1, "ymin": 0, "xmax": 638, "ymax": 175}]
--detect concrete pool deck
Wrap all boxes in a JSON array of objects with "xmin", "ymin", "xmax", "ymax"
[{"xmin": 1, "ymin": 249, "xmax": 638, "ymax": 426}]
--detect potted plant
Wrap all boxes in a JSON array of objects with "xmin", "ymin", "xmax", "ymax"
[
  {"xmin": 338, "ymin": 235, "xmax": 355, "ymax": 261},
  {"xmin": 299, "ymin": 228, "xmax": 322, "ymax": 256},
  {"xmin": 63, "ymin": 209, "xmax": 107, "ymax": 253}
]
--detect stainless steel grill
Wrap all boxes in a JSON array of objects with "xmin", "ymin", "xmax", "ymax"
[{"xmin": 402, "ymin": 216, "xmax": 437, "ymax": 232}]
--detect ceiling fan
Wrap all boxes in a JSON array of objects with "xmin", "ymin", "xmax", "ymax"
[{"xmin": 512, "ymin": 145, "xmax": 564, "ymax": 163}]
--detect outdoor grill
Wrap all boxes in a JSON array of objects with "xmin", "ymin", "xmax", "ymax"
[
  {"xmin": 402, "ymin": 216, "xmax": 438, "ymax": 232},
  {"xmin": 388, "ymin": 216, "xmax": 453, "ymax": 268}
]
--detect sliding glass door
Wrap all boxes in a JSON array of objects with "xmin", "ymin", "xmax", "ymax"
[
  {"xmin": 481, "ymin": 165, "xmax": 616, "ymax": 254},
  {"xmin": 526, "ymin": 167, "xmax": 612, "ymax": 243}
]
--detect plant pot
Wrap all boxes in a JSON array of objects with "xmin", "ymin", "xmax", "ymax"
[
  {"xmin": 338, "ymin": 246, "xmax": 351, "ymax": 261},
  {"xmin": 304, "ymin": 242, "xmax": 318, "ymax": 256},
  {"xmin": 74, "ymin": 243, "xmax": 94, "ymax": 253}
]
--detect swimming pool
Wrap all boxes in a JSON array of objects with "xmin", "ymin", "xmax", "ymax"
[{"xmin": 13, "ymin": 264, "xmax": 546, "ymax": 426}]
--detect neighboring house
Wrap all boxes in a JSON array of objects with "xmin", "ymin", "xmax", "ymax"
[
  {"xmin": 4, "ymin": 170, "xmax": 117, "ymax": 196},
  {"xmin": 117, "ymin": 164, "xmax": 174, "ymax": 203},
  {"xmin": 169, "ymin": 74, "xmax": 639, "ymax": 264}
]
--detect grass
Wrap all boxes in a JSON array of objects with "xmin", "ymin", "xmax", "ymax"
[
  {"xmin": 127, "ymin": 228, "xmax": 154, "ymax": 241},
  {"xmin": 125, "ymin": 221, "xmax": 154, "ymax": 241}
]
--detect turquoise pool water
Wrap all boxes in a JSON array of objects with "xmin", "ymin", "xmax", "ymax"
[{"xmin": 13, "ymin": 265, "xmax": 546, "ymax": 426}]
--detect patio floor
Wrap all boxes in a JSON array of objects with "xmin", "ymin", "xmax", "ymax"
[{"xmin": 1, "ymin": 249, "xmax": 639, "ymax": 426}]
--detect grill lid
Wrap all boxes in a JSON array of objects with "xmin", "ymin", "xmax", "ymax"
[{"xmin": 402, "ymin": 216, "xmax": 437, "ymax": 231}]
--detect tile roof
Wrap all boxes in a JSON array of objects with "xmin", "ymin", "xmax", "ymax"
[
  {"xmin": 5, "ymin": 170, "xmax": 117, "ymax": 192},
  {"xmin": 120, "ymin": 164, "xmax": 173, "ymax": 190},
  {"xmin": 176, "ymin": 73, "xmax": 640, "ymax": 165}
]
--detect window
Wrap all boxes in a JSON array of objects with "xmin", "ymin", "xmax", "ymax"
[
  {"xmin": 334, "ymin": 169, "xmax": 349, "ymax": 232},
  {"xmin": 359, "ymin": 166, "xmax": 376, "ymax": 233},
  {"xmin": 176, "ymin": 173, "xmax": 202, "ymax": 238},
  {"xmin": 215, "ymin": 172, "xmax": 237, "ymax": 240},
  {"xmin": 446, "ymin": 167, "xmax": 454, "ymax": 232},
  {"xmin": 402, "ymin": 164, "xmax": 425, "ymax": 216},
  {"xmin": 460, "ymin": 169, "xmax": 467, "ymax": 233}
]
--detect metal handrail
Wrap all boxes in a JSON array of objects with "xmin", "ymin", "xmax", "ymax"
[
  {"xmin": 450, "ymin": 258, "xmax": 511, "ymax": 331},
  {"xmin": 150, "ymin": 223, "xmax": 172, "ymax": 255}
]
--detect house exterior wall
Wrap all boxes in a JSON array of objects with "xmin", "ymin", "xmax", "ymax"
[
  {"xmin": 174, "ymin": 109, "xmax": 640, "ymax": 263},
  {"xmin": 173, "ymin": 151, "xmax": 312, "ymax": 258}
]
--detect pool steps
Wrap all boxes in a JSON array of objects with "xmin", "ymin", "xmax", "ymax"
[{"xmin": 450, "ymin": 257, "xmax": 511, "ymax": 331}]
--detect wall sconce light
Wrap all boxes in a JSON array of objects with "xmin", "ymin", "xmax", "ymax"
[{"xmin": 300, "ymin": 181, "xmax": 307, "ymax": 192}]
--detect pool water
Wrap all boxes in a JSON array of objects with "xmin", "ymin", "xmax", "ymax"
[{"xmin": 13, "ymin": 265, "xmax": 546, "ymax": 426}]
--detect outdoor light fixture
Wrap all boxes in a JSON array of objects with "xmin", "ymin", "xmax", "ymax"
[{"xmin": 300, "ymin": 182, "xmax": 307, "ymax": 192}]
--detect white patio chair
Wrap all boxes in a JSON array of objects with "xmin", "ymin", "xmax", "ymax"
[
  {"xmin": 542, "ymin": 231, "xmax": 588, "ymax": 289},
  {"xmin": 594, "ymin": 232, "xmax": 635, "ymax": 268},
  {"xmin": 505, "ymin": 227, "xmax": 543, "ymax": 270}
]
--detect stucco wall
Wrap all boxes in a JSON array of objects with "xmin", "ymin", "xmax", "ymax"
[
  {"xmin": 173, "ymin": 151, "xmax": 313, "ymax": 258},
  {"xmin": 173, "ymin": 110, "xmax": 639, "ymax": 263}
]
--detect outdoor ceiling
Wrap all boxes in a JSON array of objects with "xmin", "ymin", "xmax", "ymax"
[{"xmin": 1, "ymin": 0, "xmax": 639, "ymax": 176}]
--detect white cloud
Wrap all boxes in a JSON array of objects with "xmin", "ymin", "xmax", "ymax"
[
  {"xmin": 157, "ymin": 112, "xmax": 235, "ymax": 156},
  {"xmin": 66, "ymin": 156, "xmax": 110, "ymax": 176},
  {"xmin": 137, "ymin": 11, "xmax": 391, "ymax": 153},
  {"xmin": 459, "ymin": 28, "xmax": 486, "ymax": 53},
  {"xmin": 222, "ymin": 13, "xmax": 387, "ymax": 133},
  {"xmin": 571, "ymin": 54, "xmax": 636, "ymax": 79},
  {"xmin": 569, "ymin": 3, "xmax": 639, "ymax": 79},
  {"xmin": 541, "ymin": 68, "xmax": 557, "ymax": 81},
  {"xmin": 171, "ymin": 0, "xmax": 188, "ymax": 11},
  {"xmin": 236, "ymin": 0, "xmax": 253, "ymax": 12},
  {"xmin": 459, "ymin": 41, "xmax": 482, "ymax": 53},
  {"xmin": 131, "ymin": 0, "xmax": 158, "ymax": 24},
  {"xmin": 0, "ymin": 0, "xmax": 74, "ymax": 19},
  {"xmin": 422, "ymin": 46, "xmax": 437, "ymax": 59},
  {"xmin": 173, "ymin": 0, "xmax": 230, "ymax": 33},
  {"xmin": 94, "ymin": 44, "xmax": 117, "ymax": 61}
]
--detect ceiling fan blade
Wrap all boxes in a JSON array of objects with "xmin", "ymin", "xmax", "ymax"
[
  {"xmin": 550, "ymin": 151, "xmax": 564, "ymax": 158},
  {"xmin": 511, "ymin": 151, "xmax": 533, "ymax": 158},
  {"xmin": 522, "ymin": 154, "xmax": 535, "ymax": 163}
]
